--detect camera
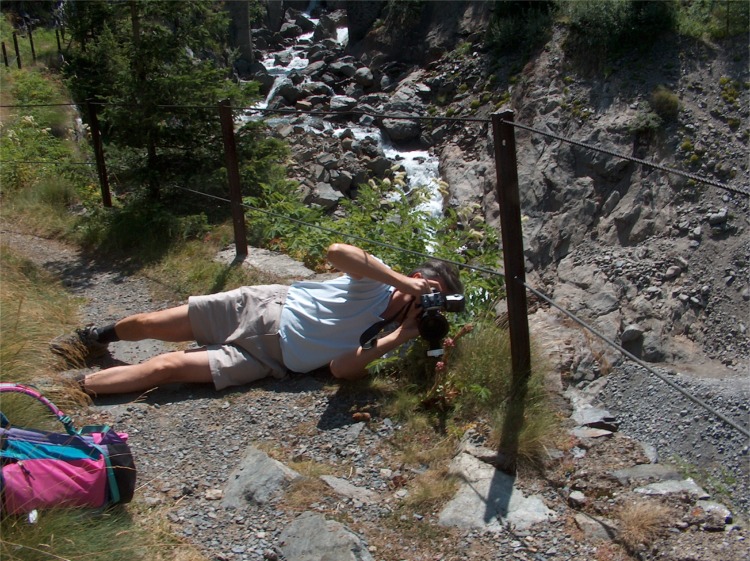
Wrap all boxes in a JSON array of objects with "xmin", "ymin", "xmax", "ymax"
[{"xmin": 417, "ymin": 291, "xmax": 465, "ymax": 357}]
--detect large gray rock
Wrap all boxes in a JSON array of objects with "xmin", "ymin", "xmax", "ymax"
[
  {"xmin": 438, "ymin": 452, "xmax": 554, "ymax": 531},
  {"xmin": 381, "ymin": 117, "xmax": 421, "ymax": 142},
  {"xmin": 221, "ymin": 446, "xmax": 300, "ymax": 508},
  {"xmin": 279, "ymin": 512, "xmax": 375, "ymax": 561}
]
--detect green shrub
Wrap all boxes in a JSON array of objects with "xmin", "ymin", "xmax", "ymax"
[
  {"xmin": 72, "ymin": 197, "xmax": 209, "ymax": 263},
  {"xmin": 629, "ymin": 104, "xmax": 663, "ymax": 135},
  {"xmin": 677, "ymin": 0, "xmax": 749, "ymax": 39},
  {"xmin": 562, "ymin": 0, "xmax": 677, "ymax": 64},
  {"xmin": 486, "ymin": 0, "xmax": 556, "ymax": 58},
  {"xmin": 719, "ymin": 76, "xmax": 741, "ymax": 106},
  {"xmin": 650, "ymin": 85, "xmax": 680, "ymax": 121}
]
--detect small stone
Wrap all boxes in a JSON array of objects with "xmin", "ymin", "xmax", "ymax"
[{"xmin": 205, "ymin": 489, "xmax": 223, "ymax": 500}]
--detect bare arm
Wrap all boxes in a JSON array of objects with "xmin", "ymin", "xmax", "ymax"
[{"xmin": 326, "ymin": 243, "xmax": 437, "ymax": 296}]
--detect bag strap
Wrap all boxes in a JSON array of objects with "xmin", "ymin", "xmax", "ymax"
[
  {"xmin": 0, "ymin": 383, "xmax": 79, "ymax": 436},
  {"xmin": 81, "ymin": 426, "xmax": 123, "ymax": 505}
]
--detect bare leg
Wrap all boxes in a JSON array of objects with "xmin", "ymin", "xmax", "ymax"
[
  {"xmin": 84, "ymin": 348, "xmax": 212, "ymax": 395},
  {"xmin": 114, "ymin": 304, "xmax": 194, "ymax": 342}
]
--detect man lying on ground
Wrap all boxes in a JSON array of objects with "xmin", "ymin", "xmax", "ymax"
[{"xmin": 51, "ymin": 243, "xmax": 463, "ymax": 395}]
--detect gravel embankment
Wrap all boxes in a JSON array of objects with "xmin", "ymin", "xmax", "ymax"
[{"xmin": 597, "ymin": 363, "xmax": 750, "ymax": 516}]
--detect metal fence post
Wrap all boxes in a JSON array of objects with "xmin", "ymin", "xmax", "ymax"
[
  {"xmin": 86, "ymin": 100, "xmax": 112, "ymax": 208},
  {"xmin": 491, "ymin": 110, "xmax": 532, "ymax": 474},
  {"xmin": 219, "ymin": 99, "xmax": 249, "ymax": 258}
]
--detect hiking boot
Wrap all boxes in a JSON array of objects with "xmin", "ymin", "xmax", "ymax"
[{"xmin": 50, "ymin": 326, "xmax": 108, "ymax": 363}]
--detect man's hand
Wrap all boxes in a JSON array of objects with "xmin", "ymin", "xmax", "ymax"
[{"xmin": 400, "ymin": 275, "xmax": 442, "ymax": 297}]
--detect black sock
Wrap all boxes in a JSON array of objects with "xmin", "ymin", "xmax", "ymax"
[{"xmin": 94, "ymin": 323, "xmax": 120, "ymax": 344}]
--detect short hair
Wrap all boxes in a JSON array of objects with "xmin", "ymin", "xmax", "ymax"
[{"xmin": 411, "ymin": 259, "xmax": 463, "ymax": 295}]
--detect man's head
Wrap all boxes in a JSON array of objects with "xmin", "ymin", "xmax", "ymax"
[{"xmin": 410, "ymin": 260, "xmax": 463, "ymax": 295}]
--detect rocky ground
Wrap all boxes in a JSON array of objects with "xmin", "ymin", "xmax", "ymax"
[{"xmin": 2, "ymin": 226, "xmax": 748, "ymax": 561}]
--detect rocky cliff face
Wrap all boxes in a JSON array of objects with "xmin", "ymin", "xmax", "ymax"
[
  {"xmin": 401, "ymin": 6, "xmax": 746, "ymax": 382},
  {"xmin": 247, "ymin": 3, "xmax": 748, "ymax": 385},
  {"xmin": 432, "ymin": 26, "xmax": 749, "ymax": 383}
]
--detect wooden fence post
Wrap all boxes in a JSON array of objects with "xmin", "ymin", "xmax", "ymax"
[
  {"xmin": 219, "ymin": 99, "xmax": 249, "ymax": 258},
  {"xmin": 491, "ymin": 110, "xmax": 532, "ymax": 474},
  {"xmin": 86, "ymin": 100, "xmax": 112, "ymax": 208},
  {"xmin": 12, "ymin": 32, "xmax": 21, "ymax": 69},
  {"xmin": 2, "ymin": 42, "xmax": 8, "ymax": 67},
  {"xmin": 28, "ymin": 27, "xmax": 36, "ymax": 63}
]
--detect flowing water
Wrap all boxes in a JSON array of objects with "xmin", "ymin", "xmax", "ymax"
[{"xmin": 244, "ymin": 18, "xmax": 444, "ymax": 219}]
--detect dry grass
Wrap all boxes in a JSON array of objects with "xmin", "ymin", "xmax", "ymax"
[
  {"xmin": 399, "ymin": 465, "xmax": 459, "ymax": 513},
  {"xmin": 279, "ymin": 476, "xmax": 336, "ymax": 514},
  {"xmin": 142, "ymin": 222, "xmax": 286, "ymax": 302},
  {"xmin": 0, "ymin": 502, "xmax": 209, "ymax": 561},
  {"xmin": 0, "ymin": 243, "xmax": 87, "ymax": 409},
  {"xmin": 616, "ymin": 499, "xmax": 673, "ymax": 551}
]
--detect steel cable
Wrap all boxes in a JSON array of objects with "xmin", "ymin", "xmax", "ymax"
[{"xmin": 521, "ymin": 279, "xmax": 750, "ymax": 439}]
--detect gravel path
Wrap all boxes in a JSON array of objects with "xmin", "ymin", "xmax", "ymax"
[{"xmin": 3, "ymin": 227, "xmax": 748, "ymax": 561}]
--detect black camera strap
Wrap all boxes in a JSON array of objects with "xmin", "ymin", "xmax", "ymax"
[{"xmin": 359, "ymin": 301, "xmax": 413, "ymax": 350}]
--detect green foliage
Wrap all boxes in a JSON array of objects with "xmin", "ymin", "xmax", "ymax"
[
  {"xmin": 61, "ymin": 0, "xmax": 257, "ymax": 198},
  {"xmin": 72, "ymin": 196, "xmax": 209, "ymax": 263},
  {"xmin": 0, "ymin": 114, "xmax": 71, "ymax": 193},
  {"xmin": 719, "ymin": 75, "xmax": 741, "ymax": 106},
  {"xmin": 244, "ymin": 181, "xmax": 330, "ymax": 269},
  {"xmin": 243, "ymin": 175, "xmax": 504, "ymax": 319},
  {"xmin": 378, "ymin": 321, "xmax": 556, "ymax": 465},
  {"xmin": 561, "ymin": 0, "xmax": 677, "ymax": 64},
  {"xmin": 677, "ymin": 0, "xmax": 750, "ymax": 39},
  {"xmin": 0, "ymin": 69, "xmax": 93, "ymax": 209},
  {"xmin": 650, "ymin": 85, "xmax": 680, "ymax": 121},
  {"xmin": 384, "ymin": 0, "xmax": 425, "ymax": 27},
  {"xmin": 486, "ymin": 0, "xmax": 556, "ymax": 58},
  {"xmin": 628, "ymin": 105, "xmax": 663, "ymax": 135},
  {"xmin": 455, "ymin": 41, "xmax": 473, "ymax": 57}
]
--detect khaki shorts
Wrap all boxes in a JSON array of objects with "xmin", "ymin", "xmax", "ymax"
[{"xmin": 188, "ymin": 285, "xmax": 289, "ymax": 390}]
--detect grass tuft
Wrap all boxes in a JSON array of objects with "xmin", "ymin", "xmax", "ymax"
[{"xmin": 616, "ymin": 499, "xmax": 672, "ymax": 551}]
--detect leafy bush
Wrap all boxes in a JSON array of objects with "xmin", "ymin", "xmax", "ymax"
[
  {"xmin": 677, "ymin": 0, "xmax": 749, "ymax": 39},
  {"xmin": 628, "ymin": 105, "xmax": 663, "ymax": 135},
  {"xmin": 73, "ymin": 196, "xmax": 209, "ymax": 263},
  {"xmin": 650, "ymin": 85, "xmax": 680, "ymax": 121},
  {"xmin": 561, "ymin": 0, "xmax": 677, "ymax": 64},
  {"xmin": 486, "ymin": 0, "xmax": 556, "ymax": 58}
]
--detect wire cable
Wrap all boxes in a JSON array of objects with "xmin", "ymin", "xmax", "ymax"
[
  {"xmin": 2, "ymin": 101, "xmax": 745, "ymax": 196},
  {"xmin": 504, "ymin": 119, "xmax": 750, "ymax": 198},
  {"xmin": 521, "ymin": 279, "xmax": 750, "ymax": 439}
]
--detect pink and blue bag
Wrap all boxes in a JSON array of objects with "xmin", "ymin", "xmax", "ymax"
[{"xmin": 0, "ymin": 383, "xmax": 136, "ymax": 515}]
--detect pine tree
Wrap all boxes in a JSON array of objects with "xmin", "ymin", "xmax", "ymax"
[{"xmin": 62, "ymin": 0, "xmax": 256, "ymax": 199}]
